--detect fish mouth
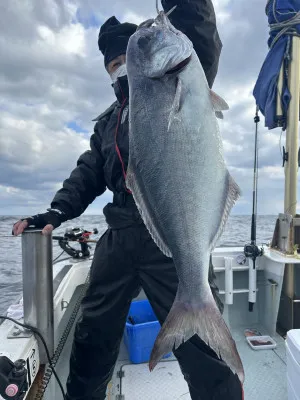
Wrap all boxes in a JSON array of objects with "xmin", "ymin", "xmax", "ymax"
[{"xmin": 165, "ymin": 55, "xmax": 191, "ymax": 74}]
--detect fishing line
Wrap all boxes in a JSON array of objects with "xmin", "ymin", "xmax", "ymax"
[
  {"xmin": 0, "ymin": 236, "xmax": 70, "ymax": 263},
  {"xmin": 156, "ymin": 0, "xmax": 160, "ymax": 14},
  {"xmin": 0, "ymin": 235, "xmax": 21, "ymax": 238},
  {"xmin": 155, "ymin": 0, "xmax": 176, "ymax": 17},
  {"xmin": 53, "ymin": 250, "xmax": 65, "ymax": 263}
]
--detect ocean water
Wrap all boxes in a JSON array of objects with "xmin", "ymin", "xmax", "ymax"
[{"xmin": 0, "ymin": 214, "xmax": 277, "ymax": 315}]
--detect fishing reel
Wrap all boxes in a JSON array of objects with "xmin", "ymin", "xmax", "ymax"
[
  {"xmin": 53, "ymin": 227, "xmax": 98, "ymax": 259},
  {"xmin": 244, "ymin": 243, "xmax": 264, "ymax": 260},
  {"xmin": 0, "ymin": 357, "xmax": 28, "ymax": 399},
  {"xmin": 64, "ymin": 227, "xmax": 96, "ymax": 241}
]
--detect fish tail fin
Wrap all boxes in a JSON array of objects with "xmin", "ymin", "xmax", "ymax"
[{"xmin": 149, "ymin": 293, "xmax": 245, "ymax": 384}]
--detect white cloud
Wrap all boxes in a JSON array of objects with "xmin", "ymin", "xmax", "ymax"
[
  {"xmin": 223, "ymin": 140, "xmax": 243, "ymax": 153},
  {"xmin": 37, "ymin": 23, "xmax": 86, "ymax": 56},
  {"xmin": 0, "ymin": 0, "xmax": 298, "ymax": 217}
]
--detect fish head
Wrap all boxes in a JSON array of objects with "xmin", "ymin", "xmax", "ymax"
[{"xmin": 126, "ymin": 12, "xmax": 193, "ymax": 79}]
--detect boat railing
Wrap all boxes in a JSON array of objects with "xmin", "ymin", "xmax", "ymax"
[{"xmin": 22, "ymin": 228, "xmax": 54, "ymax": 364}]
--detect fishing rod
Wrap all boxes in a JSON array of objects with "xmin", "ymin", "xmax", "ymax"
[{"xmin": 244, "ymin": 106, "xmax": 263, "ymax": 312}]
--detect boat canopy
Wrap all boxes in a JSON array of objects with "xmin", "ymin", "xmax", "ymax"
[{"xmin": 253, "ymin": 0, "xmax": 300, "ymax": 130}]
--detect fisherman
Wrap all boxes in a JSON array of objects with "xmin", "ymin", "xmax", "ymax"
[{"xmin": 13, "ymin": 1, "xmax": 243, "ymax": 399}]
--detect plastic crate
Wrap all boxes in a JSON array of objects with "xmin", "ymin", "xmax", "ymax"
[{"xmin": 124, "ymin": 299, "xmax": 171, "ymax": 364}]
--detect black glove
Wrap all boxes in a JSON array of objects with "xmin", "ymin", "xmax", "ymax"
[{"xmin": 21, "ymin": 209, "xmax": 67, "ymax": 230}]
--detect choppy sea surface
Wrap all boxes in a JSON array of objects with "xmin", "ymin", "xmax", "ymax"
[{"xmin": 0, "ymin": 214, "xmax": 277, "ymax": 315}]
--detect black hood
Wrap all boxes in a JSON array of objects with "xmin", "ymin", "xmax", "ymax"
[{"xmin": 98, "ymin": 16, "xmax": 137, "ymax": 67}]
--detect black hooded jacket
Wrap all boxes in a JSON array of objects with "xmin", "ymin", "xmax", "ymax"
[{"xmin": 51, "ymin": 0, "xmax": 222, "ymax": 228}]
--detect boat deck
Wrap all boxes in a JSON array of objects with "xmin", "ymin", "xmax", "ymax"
[
  {"xmin": 28, "ymin": 246, "xmax": 289, "ymax": 400},
  {"xmin": 45, "ymin": 313, "xmax": 287, "ymax": 400},
  {"xmin": 110, "ymin": 325, "xmax": 286, "ymax": 400}
]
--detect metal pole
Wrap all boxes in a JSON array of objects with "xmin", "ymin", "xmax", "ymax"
[
  {"xmin": 284, "ymin": 36, "xmax": 300, "ymax": 218},
  {"xmin": 224, "ymin": 257, "xmax": 233, "ymax": 305},
  {"xmin": 284, "ymin": 36, "xmax": 300, "ymax": 302},
  {"xmin": 22, "ymin": 229, "xmax": 54, "ymax": 364},
  {"xmin": 276, "ymin": 64, "xmax": 284, "ymax": 119}
]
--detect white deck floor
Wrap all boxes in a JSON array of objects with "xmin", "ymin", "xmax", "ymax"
[
  {"xmin": 40, "ymin": 247, "xmax": 288, "ymax": 400},
  {"xmin": 107, "ymin": 324, "xmax": 287, "ymax": 400},
  {"xmin": 45, "ymin": 316, "xmax": 287, "ymax": 400}
]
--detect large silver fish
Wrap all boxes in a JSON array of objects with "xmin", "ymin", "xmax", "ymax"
[{"xmin": 125, "ymin": 6, "xmax": 244, "ymax": 384}]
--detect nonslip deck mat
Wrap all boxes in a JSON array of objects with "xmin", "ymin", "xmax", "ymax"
[
  {"xmin": 120, "ymin": 360, "xmax": 190, "ymax": 400},
  {"xmin": 118, "ymin": 327, "xmax": 287, "ymax": 400}
]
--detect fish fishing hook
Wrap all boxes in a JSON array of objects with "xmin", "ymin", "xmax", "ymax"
[
  {"xmin": 156, "ymin": 0, "xmax": 177, "ymax": 17},
  {"xmin": 166, "ymin": 5, "xmax": 177, "ymax": 17}
]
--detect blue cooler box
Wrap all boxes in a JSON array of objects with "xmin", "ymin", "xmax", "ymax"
[{"xmin": 124, "ymin": 299, "xmax": 171, "ymax": 364}]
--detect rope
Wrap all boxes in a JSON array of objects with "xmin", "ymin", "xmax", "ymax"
[
  {"xmin": 266, "ymin": 0, "xmax": 300, "ymax": 48},
  {"xmin": 52, "ymin": 250, "xmax": 65, "ymax": 263},
  {"xmin": 34, "ymin": 272, "xmax": 90, "ymax": 399}
]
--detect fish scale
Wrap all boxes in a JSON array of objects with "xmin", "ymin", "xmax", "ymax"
[{"xmin": 125, "ymin": 9, "xmax": 245, "ymax": 384}]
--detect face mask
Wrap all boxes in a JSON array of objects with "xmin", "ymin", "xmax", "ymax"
[
  {"xmin": 110, "ymin": 63, "xmax": 127, "ymax": 83},
  {"xmin": 112, "ymin": 75, "xmax": 129, "ymax": 102}
]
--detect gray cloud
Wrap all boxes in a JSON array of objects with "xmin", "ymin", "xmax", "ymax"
[{"xmin": 0, "ymin": 0, "xmax": 296, "ymax": 216}]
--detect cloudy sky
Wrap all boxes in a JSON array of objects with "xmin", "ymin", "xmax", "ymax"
[{"xmin": 0, "ymin": 0, "xmax": 294, "ymax": 216}]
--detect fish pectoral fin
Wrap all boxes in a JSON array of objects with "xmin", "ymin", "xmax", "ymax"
[
  {"xmin": 210, "ymin": 89, "xmax": 229, "ymax": 112},
  {"xmin": 168, "ymin": 77, "xmax": 182, "ymax": 131},
  {"xmin": 149, "ymin": 294, "xmax": 245, "ymax": 385},
  {"xmin": 215, "ymin": 111, "xmax": 224, "ymax": 119}
]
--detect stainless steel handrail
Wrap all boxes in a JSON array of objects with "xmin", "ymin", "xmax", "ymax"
[{"xmin": 22, "ymin": 229, "xmax": 54, "ymax": 363}]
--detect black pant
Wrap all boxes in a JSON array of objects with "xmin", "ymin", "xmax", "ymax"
[{"xmin": 66, "ymin": 225, "xmax": 243, "ymax": 400}]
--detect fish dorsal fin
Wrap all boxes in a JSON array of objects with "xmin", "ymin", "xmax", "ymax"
[{"xmin": 210, "ymin": 90, "xmax": 229, "ymax": 112}]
